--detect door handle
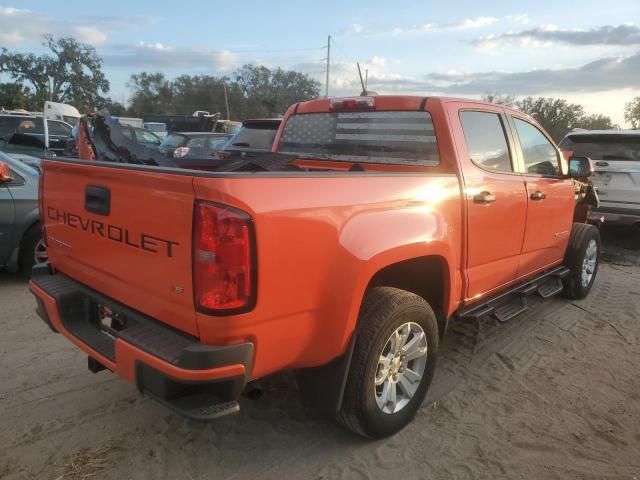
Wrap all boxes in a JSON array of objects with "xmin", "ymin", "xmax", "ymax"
[
  {"xmin": 530, "ymin": 191, "xmax": 546, "ymax": 200},
  {"xmin": 473, "ymin": 191, "xmax": 496, "ymax": 204}
]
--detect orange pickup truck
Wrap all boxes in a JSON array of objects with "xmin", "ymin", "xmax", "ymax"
[{"xmin": 30, "ymin": 96, "xmax": 599, "ymax": 438}]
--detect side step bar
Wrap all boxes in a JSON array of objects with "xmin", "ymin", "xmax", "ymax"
[{"xmin": 457, "ymin": 266, "xmax": 570, "ymax": 323}]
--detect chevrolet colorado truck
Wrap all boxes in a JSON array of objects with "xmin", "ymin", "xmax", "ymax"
[{"xmin": 30, "ymin": 96, "xmax": 599, "ymax": 438}]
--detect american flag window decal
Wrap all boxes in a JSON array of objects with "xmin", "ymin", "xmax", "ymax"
[{"xmin": 279, "ymin": 111, "xmax": 440, "ymax": 166}]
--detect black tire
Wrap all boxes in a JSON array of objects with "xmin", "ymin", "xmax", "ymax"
[
  {"xmin": 18, "ymin": 224, "xmax": 42, "ymax": 278},
  {"xmin": 562, "ymin": 223, "xmax": 601, "ymax": 299},
  {"xmin": 337, "ymin": 287, "xmax": 439, "ymax": 438}
]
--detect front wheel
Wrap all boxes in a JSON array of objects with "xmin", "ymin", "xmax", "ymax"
[
  {"xmin": 337, "ymin": 287, "xmax": 439, "ymax": 438},
  {"xmin": 563, "ymin": 223, "xmax": 601, "ymax": 299}
]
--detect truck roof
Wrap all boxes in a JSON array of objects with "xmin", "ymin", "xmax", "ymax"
[{"xmin": 295, "ymin": 95, "xmax": 527, "ymax": 117}]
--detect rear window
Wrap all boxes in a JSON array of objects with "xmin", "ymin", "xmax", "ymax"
[
  {"xmin": 278, "ymin": 111, "xmax": 439, "ymax": 166},
  {"xmin": 227, "ymin": 124, "xmax": 278, "ymax": 151},
  {"xmin": 160, "ymin": 134, "xmax": 187, "ymax": 148},
  {"xmin": 560, "ymin": 134, "xmax": 640, "ymax": 161}
]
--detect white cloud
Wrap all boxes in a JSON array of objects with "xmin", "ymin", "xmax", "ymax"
[{"xmin": 73, "ymin": 26, "xmax": 107, "ymax": 46}]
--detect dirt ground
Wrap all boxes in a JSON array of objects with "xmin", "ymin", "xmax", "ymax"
[{"xmin": 1, "ymin": 227, "xmax": 639, "ymax": 480}]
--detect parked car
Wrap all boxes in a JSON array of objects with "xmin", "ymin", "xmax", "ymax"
[
  {"xmin": 31, "ymin": 96, "xmax": 599, "ymax": 439},
  {"xmin": 143, "ymin": 122, "xmax": 168, "ymax": 140},
  {"xmin": 119, "ymin": 125, "xmax": 162, "ymax": 149},
  {"xmin": 0, "ymin": 115, "xmax": 73, "ymax": 157},
  {"xmin": 0, "ymin": 151, "xmax": 45, "ymax": 277},
  {"xmin": 217, "ymin": 118, "xmax": 281, "ymax": 159},
  {"xmin": 158, "ymin": 132, "xmax": 231, "ymax": 168},
  {"xmin": 560, "ymin": 130, "xmax": 640, "ymax": 227}
]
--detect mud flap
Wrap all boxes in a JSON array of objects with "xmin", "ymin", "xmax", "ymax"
[{"xmin": 297, "ymin": 334, "xmax": 357, "ymax": 416}]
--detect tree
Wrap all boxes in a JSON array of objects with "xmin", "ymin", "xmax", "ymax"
[
  {"xmin": 0, "ymin": 82, "xmax": 37, "ymax": 110},
  {"xmin": 97, "ymin": 97, "xmax": 127, "ymax": 116},
  {"xmin": 0, "ymin": 35, "xmax": 109, "ymax": 111},
  {"xmin": 624, "ymin": 97, "xmax": 640, "ymax": 129},
  {"xmin": 576, "ymin": 114, "xmax": 618, "ymax": 131},
  {"xmin": 127, "ymin": 72, "xmax": 173, "ymax": 115},
  {"xmin": 482, "ymin": 92, "xmax": 517, "ymax": 107},
  {"xmin": 517, "ymin": 97, "xmax": 586, "ymax": 141},
  {"xmin": 234, "ymin": 64, "xmax": 321, "ymax": 118}
]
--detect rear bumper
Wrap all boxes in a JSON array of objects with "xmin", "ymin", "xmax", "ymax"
[
  {"xmin": 29, "ymin": 265, "xmax": 253, "ymax": 420},
  {"xmin": 589, "ymin": 206, "xmax": 640, "ymax": 226}
]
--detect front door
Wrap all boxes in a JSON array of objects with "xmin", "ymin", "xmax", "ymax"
[
  {"xmin": 509, "ymin": 116, "xmax": 575, "ymax": 277},
  {"xmin": 450, "ymin": 106, "xmax": 529, "ymax": 301}
]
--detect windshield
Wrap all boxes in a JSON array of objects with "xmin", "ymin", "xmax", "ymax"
[
  {"xmin": 160, "ymin": 134, "xmax": 187, "ymax": 148},
  {"xmin": 560, "ymin": 134, "xmax": 640, "ymax": 161},
  {"xmin": 278, "ymin": 111, "xmax": 440, "ymax": 166},
  {"xmin": 227, "ymin": 124, "xmax": 279, "ymax": 150}
]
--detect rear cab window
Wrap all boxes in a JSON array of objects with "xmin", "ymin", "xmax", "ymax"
[
  {"xmin": 278, "ymin": 111, "xmax": 439, "ymax": 166},
  {"xmin": 459, "ymin": 111, "xmax": 512, "ymax": 172}
]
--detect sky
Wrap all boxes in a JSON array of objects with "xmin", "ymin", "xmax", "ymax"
[{"xmin": 2, "ymin": 0, "xmax": 640, "ymax": 125}]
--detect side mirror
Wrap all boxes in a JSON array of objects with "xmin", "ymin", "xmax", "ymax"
[
  {"xmin": 568, "ymin": 156, "xmax": 593, "ymax": 178},
  {"xmin": 0, "ymin": 160, "xmax": 13, "ymax": 183}
]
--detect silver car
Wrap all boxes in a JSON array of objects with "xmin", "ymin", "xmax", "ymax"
[{"xmin": 0, "ymin": 151, "xmax": 47, "ymax": 276}]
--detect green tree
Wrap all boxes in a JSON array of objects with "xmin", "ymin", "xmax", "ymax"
[
  {"xmin": 234, "ymin": 64, "xmax": 321, "ymax": 118},
  {"xmin": 127, "ymin": 72, "xmax": 173, "ymax": 115},
  {"xmin": 481, "ymin": 92, "xmax": 517, "ymax": 107},
  {"xmin": 517, "ymin": 97, "xmax": 586, "ymax": 142},
  {"xmin": 97, "ymin": 97, "xmax": 127, "ymax": 116},
  {"xmin": 624, "ymin": 97, "xmax": 640, "ymax": 129},
  {"xmin": 0, "ymin": 82, "xmax": 37, "ymax": 110},
  {"xmin": 576, "ymin": 113, "xmax": 618, "ymax": 131},
  {"xmin": 0, "ymin": 35, "xmax": 109, "ymax": 111}
]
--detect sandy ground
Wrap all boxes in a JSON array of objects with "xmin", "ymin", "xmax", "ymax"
[{"xmin": 1, "ymin": 227, "xmax": 639, "ymax": 480}]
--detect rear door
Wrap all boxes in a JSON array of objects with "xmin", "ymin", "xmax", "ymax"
[
  {"xmin": 42, "ymin": 160, "xmax": 199, "ymax": 335},
  {"xmin": 449, "ymin": 105, "xmax": 529, "ymax": 300},
  {"xmin": 509, "ymin": 116, "xmax": 574, "ymax": 277}
]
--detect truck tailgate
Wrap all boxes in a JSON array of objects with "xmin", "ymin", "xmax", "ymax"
[{"xmin": 42, "ymin": 160, "xmax": 199, "ymax": 336}]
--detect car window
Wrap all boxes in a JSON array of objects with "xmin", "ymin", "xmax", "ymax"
[
  {"xmin": 136, "ymin": 130, "xmax": 161, "ymax": 146},
  {"xmin": 229, "ymin": 124, "xmax": 280, "ymax": 151},
  {"xmin": 208, "ymin": 137, "xmax": 229, "ymax": 150},
  {"xmin": 120, "ymin": 128, "xmax": 133, "ymax": 140},
  {"xmin": 513, "ymin": 118, "xmax": 560, "ymax": 176},
  {"xmin": 278, "ymin": 113, "xmax": 439, "ymax": 165},
  {"xmin": 18, "ymin": 119, "xmax": 39, "ymax": 133},
  {"xmin": 559, "ymin": 134, "xmax": 640, "ymax": 161},
  {"xmin": 186, "ymin": 137, "xmax": 206, "ymax": 148},
  {"xmin": 0, "ymin": 117, "xmax": 21, "ymax": 138},
  {"xmin": 160, "ymin": 134, "xmax": 187, "ymax": 148},
  {"xmin": 47, "ymin": 121, "xmax": 72, "ymax": 136},
  {"xmin": 460, "ymin": 111, "xmax": 512, "ymax": 172}
]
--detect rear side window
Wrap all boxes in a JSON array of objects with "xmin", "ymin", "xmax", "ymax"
[
  {"xmin": 0, "ymin": 117, "xmax": 21, "ymax": 138},
  {"xmin": 186, "ymin": 137, "xmax": 206, "ymax": 148},
  {"xmin": 560, "ymin": 134, "xmax": 640, "ymax": 161},
  {"xmin": 513, "ymin": 118, "xmax": 560, "ymax": 176},
  {"xmin": 460, "ymin": 111, "xmax": 512, "ymax": 172},
  {"xmin": 279, "ymin": 111, "xmax": 439, "ymax": 166}
]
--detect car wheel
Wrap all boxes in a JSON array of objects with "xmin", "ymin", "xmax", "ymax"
[
  {"xmin": 19, "ymin": 225, "xmax": 47, "ymax": 278},
  {"xmin": 563, "ymin": 223, "xmax": 601, "ymax": 299},
  {"xmin": 337, "ymin": 287, "xmax": 439, "ymax": 438}
]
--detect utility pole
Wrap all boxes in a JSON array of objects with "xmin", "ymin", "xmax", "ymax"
[
  {"xmin": 325, "ymin": 35, "xmax": 331, "ymax": 98},
  {"xmin": 365, "ymin": 69, "xmax": 368, "ymax": 91},
  {"xmin": 223, "ymin": 82, "xmax": 230, "ymax": 120}
]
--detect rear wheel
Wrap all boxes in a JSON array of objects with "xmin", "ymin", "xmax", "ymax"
[
  {"xmin": 563, "ymin": 223, "xmax": 601, "ymax": 299},
  {"xmin": 19, "ymin": 225, "xmax": 47, "ymax": 278},
  {"xmin": 337, "ymin": 287, "xmax": 438, "ymax": 438}
]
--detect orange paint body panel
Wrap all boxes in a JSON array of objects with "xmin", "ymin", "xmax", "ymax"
[{"xmin": 31, "ymin": 95, "xmax": 578, "ymax": 396}]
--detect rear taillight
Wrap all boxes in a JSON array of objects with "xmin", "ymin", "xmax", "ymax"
[
  {"xmin": 330, "ymin": 97, "xmax": 375, "ymax": 111},
  {"xmin": 174, "ymin": 147, "xmax": 190, "ymax": 158},
  {"xmin": 38, "ymin": 169, "xmax": 47, "ymax": 246},
  {"xmin": 193, "ymin": 201, "xmax": 256, "ymax": 314}
]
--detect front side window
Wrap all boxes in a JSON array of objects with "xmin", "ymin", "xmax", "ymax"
[
  {"xmin": 460, "ymin": 111, "xmax": 512, "ymax": 172},
  {"xmin": 513, "ymin": 118, "xmax": 560, "ymax": 176}
]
